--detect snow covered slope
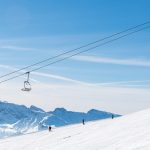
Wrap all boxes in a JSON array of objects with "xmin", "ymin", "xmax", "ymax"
[
  {"xmin": 0, "ymin": 108, "xmax": 149, "ymax": 150},
  {"xmin": 0, "ymin": 101, "xmax": 119, "ymax": 138}
]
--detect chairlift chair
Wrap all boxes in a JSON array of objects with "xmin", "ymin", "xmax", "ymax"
[{"xmin": 21, "ymin": 72, "xmax": 32, "ymax": 92}]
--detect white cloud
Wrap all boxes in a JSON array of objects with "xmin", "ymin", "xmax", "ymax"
[
  {"xmin": 32, "ymin": 72, "xmax": 94, "ymax": 86},
  {"xmin": 0, "ymin": 64, "xmax": 17, "ymax": 70},
  {"xmin": 73, "ymin": 55, "xmax": 150, "ymax": 67},
  {"xmin": 96, "ymin": 80, "xmax": 150, "ymax": 86},
  {"xmin": 0, "ymin": 64, "xmax": 91, "ymax": 85},
  {"xmin": 0, "ymin": 65, "xmax": 38, "ymax": 82},
  {"xmin": 0, "ymin": 45, "xmax": 36, "ymax": 51},
  {"xmin": 0, "ymin": 63, "xmax": 150, "ymax": 87},
  {"xmin": 1, "ymin": 63, "xmax": 150, "ymax": 114},
  {"xmin": 1, "ymin": 81, "xmax": 150, "ymax": 115}
]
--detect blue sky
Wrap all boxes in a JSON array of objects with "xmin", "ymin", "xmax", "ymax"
[{"xmin": 0, "ymin": 0, "xmax": 150, "ymax": 114}]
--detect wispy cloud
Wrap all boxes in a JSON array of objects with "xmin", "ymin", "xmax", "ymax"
[
  {"xmin": 96, "ymin": 80, "xmax": 150, "ymax": 86},
  {"xmin": 0, "ymin": 45, "xmax": 36, "ymax": 51},
  {"xmin": 0, "ymin": 65, "xmax": 38, "ymax": 82},
  {"xmin": 73, "ymin": 55, "xmax": 150, "ymax": 67},
  {"xmin": 2, "ymin": 80, "xmax": 150, "ymax": 114},
  {"xmin": 0, "ymin": 64, "xmax": 93, "ymax": 86},
  {"xmin": 0, "ymin": 64, "xmax": 150, "ymax": 88},
  {"xmin": 32, "ymin": 72, "xmax": 93, "ymax": 86},
  {"xmin": 0, "ymin": 64, "xmax": 14, "ymax": 70},
  {"xmin": 1, "ymin": 64, "xmax": 150, "ymax": 114},
  {"xmin": 27, "ymin": 72, "xmax": 150, "ymax": 89}
]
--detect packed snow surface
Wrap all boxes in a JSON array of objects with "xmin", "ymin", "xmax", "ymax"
[{"xmin": 0, "ymin": 108, "xmax": 150, "ymax": 150}]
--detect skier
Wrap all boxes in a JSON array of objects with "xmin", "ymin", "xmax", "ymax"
[
  {"xmin": 112, "ymin": 114, "xmax": 114, "ymax": 119},
  {"xmin": 82, "ymin": 119, "xmax": 85, "ymax": 125},
  {"xmin": 48, "ymin": 126, "xmax": 52, "ymax": 132}
]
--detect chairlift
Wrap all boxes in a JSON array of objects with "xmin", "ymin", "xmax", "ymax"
[{"xmin": 21, "ymin": 72, "xmax": 31, "ymax": 92}]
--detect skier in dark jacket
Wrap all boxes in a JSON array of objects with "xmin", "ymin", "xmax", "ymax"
[
  {"xmin": 48, "ymin": 126, "xmax": 52, "ymax": 132},
  {"xmin": 82, "ymin": 119, "xmax": 85, "ymax": 125},
  {"xmin": 112, "ymin": 114, "xmax": 114, "ymax": 119}
]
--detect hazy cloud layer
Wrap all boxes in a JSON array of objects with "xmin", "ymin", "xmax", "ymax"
[{"xmin": 73, "ymin": 55, "xmax": 150, "ymax": 67}]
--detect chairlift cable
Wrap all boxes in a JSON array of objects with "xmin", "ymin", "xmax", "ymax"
[
  {"xmin": 0, "ymin": 25, "xmax": 149, "ymax": 84},
  {"xmin": 0, "ymin": 21, "xmax": 150, "ymax": 79}
]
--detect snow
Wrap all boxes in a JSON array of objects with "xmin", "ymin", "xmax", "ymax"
[
  {"xmin": 0, "ymin": 102, "xmax": 119, "ymax": 138},
  {"xmin": 0, "ymin": 108, "xmax": 150, "ymax": 150}
]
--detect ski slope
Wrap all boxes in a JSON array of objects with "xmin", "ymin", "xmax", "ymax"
[{"xmin": 0, "ymin": 108, "xmax": 150, "ymax": 150}]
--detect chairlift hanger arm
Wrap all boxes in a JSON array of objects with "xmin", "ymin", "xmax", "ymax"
[{"xmin": 21, "ymin": 72, "xmax": 31, "ymax": 92}]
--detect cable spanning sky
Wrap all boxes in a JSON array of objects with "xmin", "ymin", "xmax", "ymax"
[{"xmin": 0, "ymin": 0, "xmax": 150, "ymax": 114}]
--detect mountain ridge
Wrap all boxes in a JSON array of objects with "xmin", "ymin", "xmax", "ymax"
[{"xmin": 0, "ymin": 101, "xmax": 120, "ymax": 138}]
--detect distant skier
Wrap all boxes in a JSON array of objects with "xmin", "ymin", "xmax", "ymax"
[
  {"xmin": 112, "ymin": 114, "xmax": 114, "ymax": 119},
  {"xmin": 82, "ymin": 119, "xmax": 85, "ymax": 125},
  {"xmin": 48, "ymin": 126, "xmax": 52, "ymax": 132}
]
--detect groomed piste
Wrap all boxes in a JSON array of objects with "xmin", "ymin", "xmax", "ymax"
[{"xmin": 0, "ymin": 108, "xmax": 150, "ymax": 150}]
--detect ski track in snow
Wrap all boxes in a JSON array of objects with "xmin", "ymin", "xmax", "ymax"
[{"xmin": 0, "ymin": 108, "xmax": 150, "ymax": 150}]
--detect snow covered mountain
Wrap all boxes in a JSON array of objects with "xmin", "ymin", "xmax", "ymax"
[
  {"xmin": 0, "ymin": 101, "xmax": 119, "ymax": 138},
  {"xmin": 0, "ymin": 108, "xmax": 149, "ymax": 150}
]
